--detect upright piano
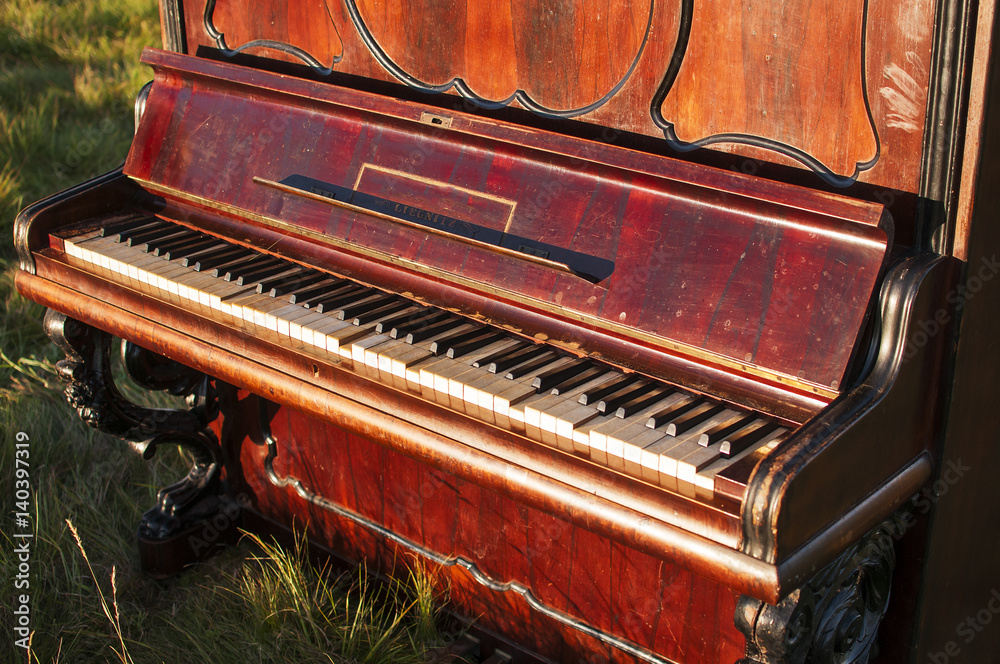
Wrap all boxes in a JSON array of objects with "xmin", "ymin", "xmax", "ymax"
[{"xmin": 14, "ymin": 1, "xmax": 1000, "ymax": 662}]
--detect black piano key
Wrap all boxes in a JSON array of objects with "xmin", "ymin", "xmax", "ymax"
[
  {"xmin": 719, "ymin": 420, "xmax": 783, "ymax": 457},
  {"xmin": 698, "ymin": 412, "xmax": 757, "ymax": 446},
  {"xmin": 404, "ymin": 316, "xmax": 467, "ymax": 344},
  {"xmin": 530, "ymin": 359, "xmax": 593, "ymax": 392},
  {"xmin": 257, "ymin": 269, "xmax": 328, "ymax": 296},
  {"xmin": 145, "ymin": 229, "xmax": 204, "ymax": 255},
  {"xmin": 109, "ymin": 217, "xmax": 166, "ymax": 242},
  {"xmin": 158, "ymin": 235, "xmax": 218, "ymax": 260},
  {"xmin": 665, "ymin": 402, "xmax": 725, "ymax": 436},
  {"xmin": 124, "ymin": 222, "xmax": 184, "ymax": 247},
  {"xmin": 615, "ymin": 385, "xmax": 676, "ymax": 418},
  {"xmin": 646, "ymin": 398, "xmax": 700, "ymax": 429},
  {"xmin": 235, "ymin": 261, "xmax": 298, "ymax": 286},
  {"xmin": 133, "ymin": 229, "xmax": 192, "ymax": 253},
  {"xmin": 446, "ymin": 330, "xmax": 508, "ymax": 359},
  {"xmin": 100, "ymin": 216, "xmax": 158, "ymax": 238},
  {"xmin": 547, "ymin": 365, "xmax": 608, "ymax": 395},
  {"xmin": 487, "ymin": 345, "xmax": 550, "ymax": 375},
  {"xmin": 221, "ymin": 256, "xmax": 284, "ymax": 281},
  {"xmin": 333, "ymin": 293, "xmax": 396, "ymax": 320},
  {"xmin": 310, "ymin": 286, "xmax": 372, "ymax": 313},
  {"xmin": 430, "ymin": 327, "xmax": 492, "ymax": 357},
  {"xmin": 288, "ymin": 278, "xmax": 354, "ymax": 305},
  {"xmin": 472, "ymin": 340, "xmax": 530, "ymax": 368},
  {"xmin": 181, "ymin": 244, "xmax": 242, "ymax": 269},
  {"xmin": 194, "ymin": 246, "xmax": 255, "ymax": 272},
  {"xmin": 375, "ymin": 307, "xmax": 433, "ymax": 334},
  {"xmin": 350, "ymin": 299, "xmax": 414, "ymax": 326},
  {"xmin": 596, "ymin": 381, "xmax": 660, "ymax": 414},
  {"xmin": 578, "ymin": 374, "xmax": 640, "ymax": 406},
  {"xmin": 387, "ymin": 309, "xmax": 449, "ymax": 336},
  {"xmin": 504, "ymin": 351, "xmax": 561, "ymax": 379}
]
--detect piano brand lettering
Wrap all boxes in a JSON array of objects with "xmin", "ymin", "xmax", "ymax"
[
  {"xmin": 391, "ymin": 202, "xmax": 477, "ymax": 237},
  {"xmin": 309, "ymin": 185, "xmax": 339, "ymax": 201}
]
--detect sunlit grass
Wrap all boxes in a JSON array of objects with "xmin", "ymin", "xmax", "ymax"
[{"xmin": 1, "ymin": 3, "xmax": 459, "ymax": 662}]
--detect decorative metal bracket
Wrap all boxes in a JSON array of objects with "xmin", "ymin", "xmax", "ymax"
[
  {"xmin": 44, "ymin": 309, "xmax": 235, "ymax": 575},
  {"xmin": 735, "ymin": 517, "xmax": 902, "ymax": 664}
]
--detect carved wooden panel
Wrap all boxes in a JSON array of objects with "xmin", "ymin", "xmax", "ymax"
[
  {"xmin": 350, "ymin": 0, "xmax": 652, "ymax": 114},
  {"xmin": 656, "ymin": 0, "xmax": 878, "ymax": 181},
  {"xmin": 179, "ymin": 0, "xmax": 938, "ymax": 193},
  {"xmin": 207, "ymin": 0, "xmax": 344, "ymax": 69}
]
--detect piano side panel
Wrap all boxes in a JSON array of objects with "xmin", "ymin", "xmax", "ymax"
[
  {"xmin": 222, "ymin": 388, "xmax": 747, "ymax": 663},
  {"xmin": 126, "ymin": 51, "xmax": 890, "ymax": 395}
]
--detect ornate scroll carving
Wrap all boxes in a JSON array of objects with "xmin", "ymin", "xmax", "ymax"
[
  {"xmin": 653, "ymin": 0, "xmax": 878, "ymax": 184},
  {"xmin": 205, "ymin": 0, "xmax": 344, "ymax": 72},
  {"xmin": 44, "ymin": 309, "xmax": 234, "ymax": 575},
  {"xmin": 735, "ymin": 517, "xmax": 901, "ymax": 664},
  {"xmin": 346, "ymin": 0, "xmax": 654, "ymax": 116}
]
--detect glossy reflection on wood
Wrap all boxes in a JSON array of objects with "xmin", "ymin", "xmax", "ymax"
[
  {"xmin": 224, "ymin": 389, "xmax": 748, "ymax": 664},
  {"xmin": 179, "ymin": 0, "xmax": 936, "ymax": 189}
]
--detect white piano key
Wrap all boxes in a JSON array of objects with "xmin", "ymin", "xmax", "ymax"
[{"xmin": 56, "ymin": 221, "xmax": 793, "ymax": 506}]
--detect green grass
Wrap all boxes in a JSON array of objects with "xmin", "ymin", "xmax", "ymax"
[{"xmin": 1, "ymin": 3, "xmax": 459, "ymax": 662}]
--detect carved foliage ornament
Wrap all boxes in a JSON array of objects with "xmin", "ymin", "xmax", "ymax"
[
  {"xmin": 735, "ymin": 516, "xmax": 901, "ymax": 664},
  {"xmin": 44, "ymin": 310, "xmax": 224, "ymax": 542}
]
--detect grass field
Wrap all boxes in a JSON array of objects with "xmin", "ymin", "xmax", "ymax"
[{"xmin": 1, "ymin": 2, "xmax": 456, "ymax": 661}]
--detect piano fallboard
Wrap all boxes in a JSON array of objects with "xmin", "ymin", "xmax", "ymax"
[{"xmin": 125, "ymin": 48, "xmax": 891, "ymax": 407}]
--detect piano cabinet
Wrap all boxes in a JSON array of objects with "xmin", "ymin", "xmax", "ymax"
[
  {"xmin": 16, "ymin": 190, "xmax": 957, "ymax": 662},
  {"xmin": 13, "ymin": 0, "xmax": 1000, "ymax": 660}
]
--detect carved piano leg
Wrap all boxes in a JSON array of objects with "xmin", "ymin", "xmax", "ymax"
[
  {"xmin": 735, "ymin": 518, "xmax": 901, "ymax": 664},
  {"xmin": 44, "ymin": 309, "xmax": 238, "ymax": 577}
]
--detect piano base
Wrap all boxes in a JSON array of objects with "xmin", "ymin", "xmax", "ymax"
[{"xmin": 42, "ymin": 311, "xmax": 913, "ymax": 664}]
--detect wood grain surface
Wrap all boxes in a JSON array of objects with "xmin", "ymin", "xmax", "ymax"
[
  {"xmin": 228, "ymin": 391, "xmax": 749, "ymax": 663},
  {"xmin": 179, "ymin": 0, "xmax": 937, "ymax": 191},
  {"xmin": 127, "ymin": 49, "xmax": 890, "ymax": 395}
]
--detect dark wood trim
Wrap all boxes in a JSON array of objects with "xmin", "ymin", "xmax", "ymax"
[
  {"xmin": 918, "ymin": 0, "xmax": 978, "ymax": 253},
  {"xmin": 158, "ymin": 0, "xmax": 186, "ymax": 53},
  {"xmin": 743, "ymin": 253, "xmax": 960, "ymax": 562}
]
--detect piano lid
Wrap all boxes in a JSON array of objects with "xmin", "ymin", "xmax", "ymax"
[{"xmin": 127, "ymin": 49, "xmax": 890, "ymax": 398}]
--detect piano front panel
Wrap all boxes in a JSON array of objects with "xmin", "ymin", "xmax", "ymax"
[
  {"xmin": 126, "ymin": 49, "xmax": 890, "ymax": 398},
  {"xmin": 224, "ymin": 387, "xmax": 748, "ymax": 664}
]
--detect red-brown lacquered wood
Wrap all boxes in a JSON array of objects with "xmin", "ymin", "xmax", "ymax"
[
  {"xmin": 17, "ymin": 254, "xmax": 937, "ymax": 603},
  {"xmin": 13, "ymin": 169, "xmax": 147, "ymax": 275},
  {"xmin": 220, "ymin": 386, "xmax": 747, "ymax": 663},
  {"xmin": 353, "ymin": 0, "xmax": 651, "ymax": 113},
  {"xmin": 23, "ymin": 265, "xmax": 818, "ymax": 595},
  {"xmin": 660, "ymin": 0, "xmax": 877, "ymax": 178},
  {"xmin": 743, "ymin": 254, "xmax": 959, "ymax": 564},
  {"xmin": 178, "ymin": 0, "xmax": 937, "ymax": 191},
  {"xmin": 160, "ymin": 195, "xmax": 828, "ymax": 423},
  {"xmin": 126, "ymin": 48, "xmax": 890, "ymax": 398},
  {"xmin": 210, "ymin": 0, "xmax": 344, "ymax": 69}
]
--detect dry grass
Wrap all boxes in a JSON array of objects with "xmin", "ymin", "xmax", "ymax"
[{"xmin": 1, "ymin": 2, "xmax": 459, "ymax": 662}]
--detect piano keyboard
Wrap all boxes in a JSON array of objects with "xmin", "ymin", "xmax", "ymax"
[{"xmin": 55, "ymin": 215, "xmax": 790, "ymax": 499}]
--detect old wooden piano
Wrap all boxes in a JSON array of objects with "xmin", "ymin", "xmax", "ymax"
[{"xmin": 13, "ymin": 1, "xmax": 1000, "ymax": 662}]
